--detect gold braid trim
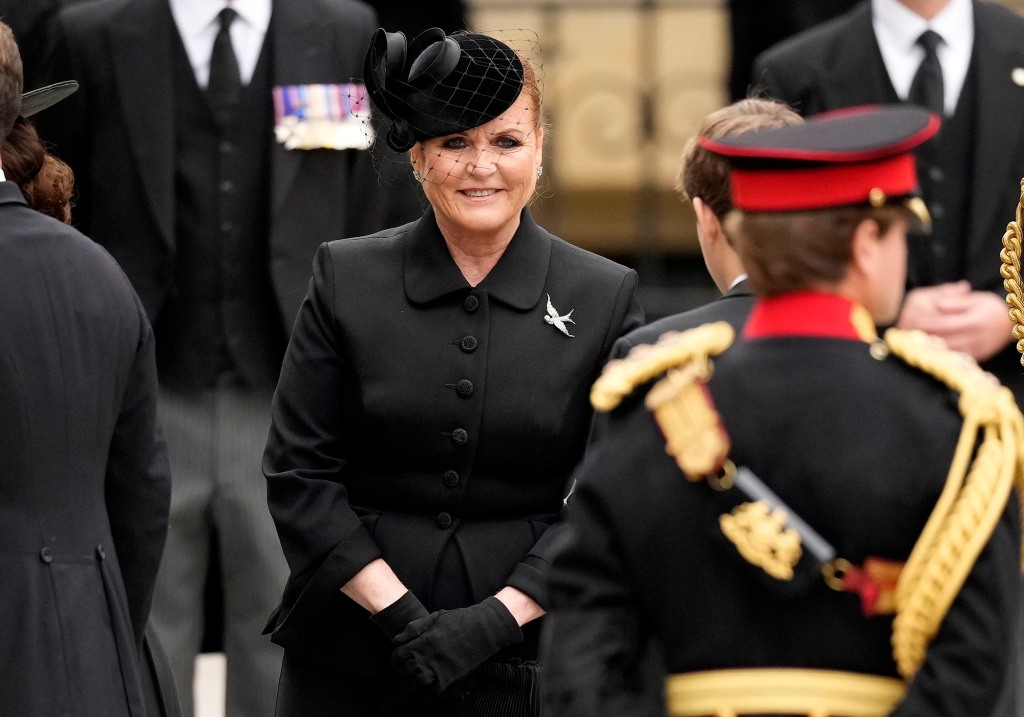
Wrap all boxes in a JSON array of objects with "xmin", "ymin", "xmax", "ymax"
[
  {"xmin": 999, "ymin": 178, "xmax": 1024, "ymax": 367},
  {"xmin": 883, "ymin": 328, "xmax": 1024, "ymax": 681},
  {"xmin": 590, "ymin": 322, "xmax": 735, "ymax": 413}
]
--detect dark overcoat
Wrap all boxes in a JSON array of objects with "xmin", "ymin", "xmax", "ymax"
[
  {"xmin": 544, "ymin": 296, "xmax": 1021, "ymax": 717},
  {"xmin": 0, "ymin": 182, "xmax": 170, "ymax": 715},
  {"xmin": 263, "ymin": 208, "xmax": 643, "ymax": 685}
]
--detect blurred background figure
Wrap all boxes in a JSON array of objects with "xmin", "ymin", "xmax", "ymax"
[
  {"xmin": 0, "ymin": 23, "xmax": 173, "ymax": 717},
  {"xmin": 37, "ymin": 0, "xmax": 388, "ymax": 715}
]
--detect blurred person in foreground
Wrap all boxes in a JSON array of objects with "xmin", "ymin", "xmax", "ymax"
[
  {"xmin": 37, "ymin": 1, "xmax": 388, "ymax": 714},
  {"xmin": 609, "ymin": 97, "xmax": 801, "ymax": 360},
  {"xmin": 262, "ymin": 26, "xmax": 643, "ymax": 716},
  {"xmin": 0, "ymin": 23, "xmax": 172, "ymax": 716},
  {"xmin": 542, "ymin": 105, "xmax": 1023, "ymax": 716}
]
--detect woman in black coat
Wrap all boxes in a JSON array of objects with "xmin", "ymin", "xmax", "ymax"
[
  {"xmin": 262, "ymin": 28, "xmax": 643, "ymax": 716},
  {"xmin": 0, "ymin": 72, "xmax": 171, "ymax": 716}
]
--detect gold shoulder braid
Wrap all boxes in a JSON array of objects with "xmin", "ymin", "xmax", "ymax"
[
  {"xmin": 884, "ymin": 328, "xmax": 1024, "ymax": 680},
  {"xmin": 591, "ymin": 322, "xmax": 735, "ymax": 478},
  {"xmin": 1000, "ymin": 178, "xmax": 1024, "ymax": 367}
]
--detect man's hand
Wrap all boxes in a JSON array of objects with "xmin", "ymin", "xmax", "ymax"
[{"xmin": 897, "ymin": 282, "xmax": 1012, "ymax": 361}]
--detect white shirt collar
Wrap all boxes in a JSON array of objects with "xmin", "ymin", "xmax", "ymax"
[
  {"xmin": 169, "ymin": 0, "xmax": 271, "ymax": 40},
  {"xmin": 168, "ymin": 0, "xmax": 272, "ymax": 87},
  {"xmin": 727, "ymin": 273, "xmax": 748, "ymax": 292},
  {"xmin": 0, "ymin": 167, "xmax": 6, "ymax": 182},
  {"xmin": 872, "ymin": 0, "xmax": 974, "ymax": 115}
]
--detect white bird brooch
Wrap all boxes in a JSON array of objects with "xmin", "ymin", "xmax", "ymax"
[{"xmin": 544, "ymin": 294, "xmax": 576, "ymax": 337}]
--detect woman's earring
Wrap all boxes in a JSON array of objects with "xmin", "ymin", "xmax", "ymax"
[
  {"xmin": 537, "ymin": 166, "xmax": 543, "ymax": 178},
  {"xmin": 413, "ymin": 170, "xmax": 422, "ymax": 182}
]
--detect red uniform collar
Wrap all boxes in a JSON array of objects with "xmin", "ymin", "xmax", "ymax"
[{"xmin": 743, "ymin": 291, "xmax": 877, "ymax": 342}]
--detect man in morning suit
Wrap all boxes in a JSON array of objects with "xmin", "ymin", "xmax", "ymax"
[
  {"xmin": 609, "ymin": 97, "xmax": 801, "ymax": 360},
  {"xmin": 754, "ymin": 4, "xmax": 1024, "ymax": 713},
  {"xmin": 38, "ymin": 1, "xmax": 387, "ymax": 715}
]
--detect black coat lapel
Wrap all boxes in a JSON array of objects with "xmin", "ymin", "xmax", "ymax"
[
  {"xmin": 109, "ymin": 0, "xmax": 176, "ymax": 249},
  {"xmin": 823, "ymin": 5, "xmax": 900, "ymax": 109}
]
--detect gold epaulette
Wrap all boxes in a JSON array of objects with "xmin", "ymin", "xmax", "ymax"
[
  {"xmin": 882, "ymin": 328, "xmax": 1024, "ymax": 680},
  {"xmin": 590, "ymin": 322, "xmax": 735, "ymax": 413}
]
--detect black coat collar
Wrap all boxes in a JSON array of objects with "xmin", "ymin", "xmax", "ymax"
[
  {"xmin": 403, "ymin": 207, "xmax": 551, "ymax": 310},
  {"xmin": 0, "ymin": 181, "xmax": 28, "ymax": 206}
]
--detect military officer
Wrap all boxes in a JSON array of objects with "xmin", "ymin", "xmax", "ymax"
[{"xmin": 542, "ymin": 105, "xmax": 1023, "ymax": 717}]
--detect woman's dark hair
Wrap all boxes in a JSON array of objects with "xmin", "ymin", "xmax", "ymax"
[{"xmin": 3, "ymin": 116, "xmax": 74, "ymax": 223}]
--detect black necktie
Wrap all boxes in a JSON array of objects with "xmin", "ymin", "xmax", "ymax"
[
  {"xmin": 908, "ymin": 29, "xmax": 944, "ymax": 115},
  {"xmin": 207, "ymin": 7, "xmax": 241, "ymax": 129}
]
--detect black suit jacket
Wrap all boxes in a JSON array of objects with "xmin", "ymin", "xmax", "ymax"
[
  {"xmin": 38, "ymin": 0, "xmax": 385, "ymax": 328},
  {"xmin": 0, "ymin": 182, "xmax": 170, "ymax": 716},
  {"xmin": 752, "ymin": 0, "xmax": 1024, "ymax": 403},
  {"xmin": 609, "ymin": 279, "xmax": 755, "ymax": 361},
  {"xmin": 263, "ymin": 208, "xmax": 644, "ymax": 682}
]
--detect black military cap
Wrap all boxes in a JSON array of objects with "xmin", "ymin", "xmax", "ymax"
[
  {"xmin": 364, "ymin": 27, "xmax": 525, "ymax": 152},
  {"xmin": 700, "ymin": 105, "xmax": 939, "ymax": 220},
  {"xmin": 21, "ymin": 81, "xmax": 78, "ymax": 117}
]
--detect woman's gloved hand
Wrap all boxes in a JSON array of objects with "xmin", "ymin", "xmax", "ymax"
[
  {"xmin": 370, "ymin": 590, "xmax": 430, "ymax": 643},
  {"xmin": 391, "ymin": 595, "xmax": 524, "ymax": 697}
]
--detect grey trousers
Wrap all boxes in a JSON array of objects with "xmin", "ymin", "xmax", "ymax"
[{"xmin": 150, "ymin": 380, "xmax": 288, "ymax": 717}]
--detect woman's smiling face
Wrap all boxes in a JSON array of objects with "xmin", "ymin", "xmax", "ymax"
[{"xmin": 410, "ymin": 92, "xmax": 543, "ymax": 242}]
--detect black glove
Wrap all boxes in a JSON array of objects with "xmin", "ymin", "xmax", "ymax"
[
  {"xmin": 370, "ymin": 591, "xmax": 430, "ymax": 643},
  {"xmin": 391, "ymin": 596, "xmax": 524, "ymax": 697}
]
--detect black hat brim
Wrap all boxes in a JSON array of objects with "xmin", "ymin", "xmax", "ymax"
[{"xmin": 21, "ymin": 80, "xmax": 79, "ymax": 118}]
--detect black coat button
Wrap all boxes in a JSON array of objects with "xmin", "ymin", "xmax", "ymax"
[
  {"xmin": 460, "ymin": 336, "xmax": 478, "ymax": 353},
  {"xmin": 464, "ymin": 295, "xmax": 479, "ymax": 313},
  {"xmin": 928, "ymin": 166, "xmax": 944, "ymax": 183},
  {"xmin": 97, "ymin": 545, "xmax": 106, "ymax": 560},
  {"xmin": 436, "ymin": 512, "xmax": 453, "ymax": 529},
  {"xmin": 443, "ymin": 470, "xmax": 461, "ymax": 488},
  {"xmin": 451, "ymin": 428, "xmax": 469, "ymax": 445},
  {"xmin": 455, "ymin": 379, "xmax": 474, "ymax": 398},
  {"xmin": 40, "ymin": 547, "xmax": 53, "ymax": 564}
]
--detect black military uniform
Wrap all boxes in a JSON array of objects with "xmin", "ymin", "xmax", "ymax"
[{"xmin": 543, "ymin": 106, "xmax": 1023, "ymax": 717}]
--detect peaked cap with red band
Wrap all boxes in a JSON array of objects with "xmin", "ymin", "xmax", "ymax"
[{"xmin": 699, "ymin": 105, "xmax": 940, "ymax": 215}]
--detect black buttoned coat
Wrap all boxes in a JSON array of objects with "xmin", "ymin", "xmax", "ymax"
[
  {"xmin": 0, "ymin": 183, "xmax": 170, "ymax": 716},
  {"xmin": 263, "ymin": 208, "xmax": 643, "ymax": 679}
]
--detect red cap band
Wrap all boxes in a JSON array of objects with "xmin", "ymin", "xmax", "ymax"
[{"xmin": 729, "ymin": 153, "xmax": 918, "ymax": 212}]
